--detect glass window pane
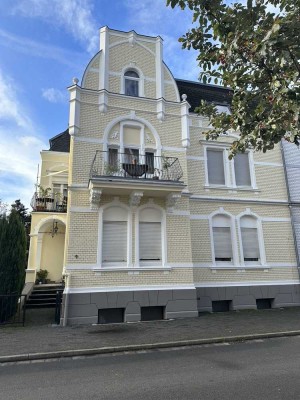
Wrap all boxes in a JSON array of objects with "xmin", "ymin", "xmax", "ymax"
[
  {"xmin": 125, "ymin": 79, "xmax": 139, "ymax": 96},
  {"xmin": 234, "ymin": 153, "xmax": 251, "ymax": 186},
  {"xmin": 207, "ymin": 149, "xmax": 225, "ymax": 185}
]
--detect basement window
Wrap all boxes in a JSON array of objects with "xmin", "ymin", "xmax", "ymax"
[
  {"xmin": 212, "ymin": 300, "xmax": 232, "ymax": 312},
  {"xmin": 98, "ymin": 308, "xmax": 125, "ymax": 324},
  {"xmin": 256, "ymin": 298, "xmax": 273, "ymax": 310},
  {"xmin": 141, "ymin": 306, "xmax": 165, "ymax": 321}
]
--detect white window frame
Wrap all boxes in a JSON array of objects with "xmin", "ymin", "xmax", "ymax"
[
  {"xmin": 204, "ymin": 144, "xmax": 257, "ymax": 190},
  {"xmin": 237, "ymin": 210, "xmax": 266, "ymax": 267},
  {"xmin": 98, "ymin": 201, "xmax": 132, "ymax": 268},
  {"xmin": 209, "ymin": 208, "xmax": 238, "ymax": 267},
  {"xmin": 104, "ymin": 120, "xmax": 160, "ymax": 169},
  {"xmin": 204, "ymin": 147, "xmax": 229, "ymax": 187},
  {"xmin": 135, "ymin": 203, "xmax": 167, "ymax": 268},
  {"xmin": 120, "ymin": 65, "xmax": 145, "ymax": 97}
]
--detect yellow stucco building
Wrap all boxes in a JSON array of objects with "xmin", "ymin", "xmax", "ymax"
[{"xmin": 27, "ymin": 27, "xmax": 300, "ymax": 325}]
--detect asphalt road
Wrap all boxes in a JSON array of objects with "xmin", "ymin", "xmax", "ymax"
[{"xmin": 1, "ymin": 336, "xmax": 300, "ymax": 400}]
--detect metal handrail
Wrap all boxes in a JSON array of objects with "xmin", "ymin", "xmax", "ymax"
[{"xmin": 90, "ymin": 151, "xmax": 183, "ymax": 182}]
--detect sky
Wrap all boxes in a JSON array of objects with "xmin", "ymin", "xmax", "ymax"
[{"xmin": 0, "ymin": 0, "xmax": 199, "ymax": 210}]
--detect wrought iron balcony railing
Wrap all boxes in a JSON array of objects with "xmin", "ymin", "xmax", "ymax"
[
  {"xmin": 31, "ymin": 192, "xmax": 68, "ymax": 213},
  {"xmin": 90, "ymin": 151, "xmax": 183, "ymax": 182}
]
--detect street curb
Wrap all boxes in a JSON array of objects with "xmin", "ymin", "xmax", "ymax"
[{"xmin": 1, "ymin": 330, "xmax": 300, "ymax": 363}]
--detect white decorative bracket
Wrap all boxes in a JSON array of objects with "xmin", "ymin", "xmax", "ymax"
[
  {"xmin": 129, "ymin": 191, "xmax": 143, "ymax": 207},
  {"xmin": 90, "ymin": 189, "xmax": 102, "ymax": 210},
  {"xmin": 166, "ymin": 193, "xmax": 181, "ymax": 213},
  {"xmin": 157, "ymin": 98, "xmax": 165, "ymax": 121},
  {"xmin": 99, "ymin": 91, "xmax": 108, "ymax": 113}
]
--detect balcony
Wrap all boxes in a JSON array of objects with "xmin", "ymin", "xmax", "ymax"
[
  {"xmin": 91, "ymin": 151, "xmax": 183, "ymax": 181},
  {"xmin": 89, "ymin": 151, "xmax": 185, "ymax": 198},
  {"xmin": 31, "ymin": 192, "xmax": 68, "ymax": 213}
]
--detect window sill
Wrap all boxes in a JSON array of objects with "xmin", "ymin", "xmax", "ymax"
[
  {"xmin": 93, "ymin": 266, "xmax": 172, "ymax": 272},
  {"xmin": 204, "ymin": 185, "xmax": 260, "ymax": 192},
  {"xmin": 210, "ymin": 265, "xmax": 270, "ymax": 271}
]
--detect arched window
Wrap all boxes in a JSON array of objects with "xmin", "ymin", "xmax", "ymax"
[
  {"xmin": 124, "ymin": 70, "xmax": 139, "ymax": 97},
  {"xmin": 240, "ymin": 216, "xmax": 260, "ymax": 263},
  {"xmin": 102, "ymin": 206, "xmax": 128, "ymax": 263},
  {"xmin": 212, "ymin": 215, "xmax": 233, "ymax": 263},
  {"xmin": 139, "ymin": 208, "xmax": 162, "ymax": 263}
]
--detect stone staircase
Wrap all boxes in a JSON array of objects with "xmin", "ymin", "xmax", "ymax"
[{"xmin": 26, "ymin": 284, "xmax": 64, "ymax": 309}]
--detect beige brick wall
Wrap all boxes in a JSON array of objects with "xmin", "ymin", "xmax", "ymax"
[
  {"xmin": 83, "ymin": 71, "xmax": 99, "ymax": 90},
  {"xmin": 68, "ymin": 268, "xmax": 194, "ymax": 288},
  {"xmin": 164, "ymin": 84, "xmax": 178, "ymax": 102},
  {"xmin": 109, "ymin": 43, "xmax": 156, "ymax": 78},
  {"xmin": 193, "ymin": 267, "xmax": 299, "ymax": 283},
  {"xmin": 67, "ymin": 212, "xmax": 99, "ymax": 264}
]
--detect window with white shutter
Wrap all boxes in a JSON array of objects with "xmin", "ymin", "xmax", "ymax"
[
  {"xmin": 102, "ymin": 206, "xmax": 128, "ymax": 264},
  {"xmin": 234, "ymin": 153, "xmax": 251, "ymax": 187},
  {"xmin": 207, "ymin": 149, "xmax": 225, "ymax": 185},
  {"xmin": 139, "ymin": 208, "xmax": 162, "ymax": 263},
  {"xmin": 212, "ymin": 215, "xmax": 233, "ymax": 262},
  {"xmin": 240, "ymin": 216, "xmax": 260, "ymax": 262}
]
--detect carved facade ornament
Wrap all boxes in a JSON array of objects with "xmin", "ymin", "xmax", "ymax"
[
  {"xmin": 129, "ymin": 191, "xmax": 143, "ymax": 207},
  {"xmin": 128, "ymin": 34, "xmax": 136, "ymax": 47},
  {"xmin": 110, "ymin": 131, "xmax": 119, "ymax": 140},
  {"xmin": 90, "ymin": 189, "xmax": 102, "ymax": 210},
  {"xmin": 166, "ymin": 193, "xmax": 181, "ymax": 212},
  {"xmin": 145, "ymin": 133, "xmax": 154, "ymax": 144},
  {"xmin": 130, "ymin": 110, "xmax": 136, "ymax": 120}
]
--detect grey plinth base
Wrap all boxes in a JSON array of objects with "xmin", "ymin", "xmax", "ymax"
[
  {"xmin": 63, "ymin": 288, "xmax": 198, "ymax": 326},
  {"xmin": 197, "ymin": 284, "xmax": 300, "ymax": 312}
]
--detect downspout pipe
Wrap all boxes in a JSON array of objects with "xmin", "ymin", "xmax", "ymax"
[
  {"xmin": 280, "ymin": 141, "xmax": 300, "ymax": 279},
  {"xmin": 62, "ymin": 272, "xmax": 70, "ymax": 327}
]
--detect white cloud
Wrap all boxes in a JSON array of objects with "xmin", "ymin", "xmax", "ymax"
[
  {"xmin": 42, "ymin": 88, "xmax": 68, "ymax": 103},
  {"xmin": 0, "ymin": 67, "xmax": 47, "ymax": 208},
  {"xmin": 0, "ymin": 69, "xmax": 32, "ymax": 129},
  {"xmin": 0, "ymin": 29, "xmax": 85, "ymax": 69},
  {"xmin": 13, "ymin": 0, "xmax": 99, "ymax": 54}
]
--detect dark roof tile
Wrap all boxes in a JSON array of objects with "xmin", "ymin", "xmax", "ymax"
[
  {"xmin": 49, "ymin": 129, "xmax": 70, "ymax": 153},
  {"xmin": 175, "ymin": 79, "xmax": 232, "ymax": 112}
]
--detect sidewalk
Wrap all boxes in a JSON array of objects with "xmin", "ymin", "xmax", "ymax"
[{"xmin": 1, "ymin": 307, "xmax": 300, "ymax": 362}]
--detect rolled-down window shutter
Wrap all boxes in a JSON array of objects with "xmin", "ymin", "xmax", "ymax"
[
  {"xmin": 139, "ymin": 222, "xmax": 162, "ymax": 260},
  {"xmin": 213, "ymin": 227, "xmax": 232, "ymax": 261},
  {"xmin": 102, "ymin": 221, "xmax": 127, "ymax": 262},
  {"xmin": 241, "ymin": 227, "xmax": 260, "ymax": 261},
  {"xmin": 207, "ymin": 149, "xmax": 225, "ymax": 185},
  {"xmin": 234, "ymin": 153, "xmax": 251, "ymax": 186}
]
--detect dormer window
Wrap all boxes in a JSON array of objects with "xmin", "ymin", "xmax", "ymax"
[{"xmin": 124, "ymin": 70, "xmax": 139, "ymax": 97}]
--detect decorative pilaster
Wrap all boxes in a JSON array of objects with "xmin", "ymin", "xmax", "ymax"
[
  {"xmin": 90, "ymin": 189, "xmax": 102, "ymax": 210},
  {"xmin": 129, "ymin": 191, "xmax": 143, "ymax": 207},
  {"xmin": 166, "ymin": 193, "xmax": 182, "ymax": 213},
  {"xmin": 68, "ymin": 78, "xmax": 80, "ymax": 136},
  {"xmin": 181, "ymin": 94, "xmax": 191, "ymax": 148}
]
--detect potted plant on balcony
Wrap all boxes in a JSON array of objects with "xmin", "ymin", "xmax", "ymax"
[
  {"xmin": 35, "ymin": 185, "xmax": 52, "ymax": 211},
  {"xmin": 161, "ymin": 156, "xmax": 172, "ymax": 180},
  {"xmin": 103, "ymin": 162, "xmax": 120, "ymax": 176}
]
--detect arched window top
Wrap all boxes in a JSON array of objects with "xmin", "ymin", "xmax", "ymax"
[
  {"xmin": 240, "ymin": 215, "xmax": 257, "ymax": 228},
  {"xmin": 103, "ymin": 206, "xmax": 127, "ymax": 222},
  {"xmin": 140, "ymin": 207, "xmax": 162, "ymax": 223},
  {"xmin": 124, "ymin": 70, "xmax": 139, "ymax": 79},
  {"xmin": 212, "ymin": 214, "xmax": 231, "ymax": 228}
]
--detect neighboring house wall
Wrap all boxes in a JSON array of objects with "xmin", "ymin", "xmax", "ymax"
[{"xmin": 26, "ymin": 151, "xmax": 69, "ymax": 283}]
